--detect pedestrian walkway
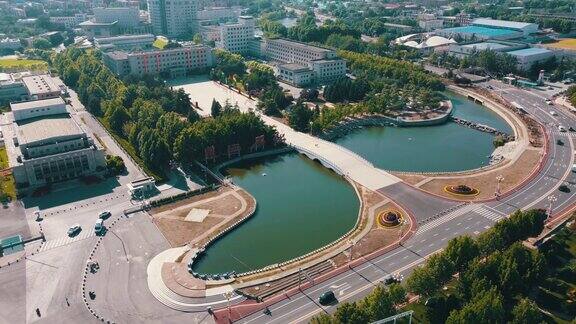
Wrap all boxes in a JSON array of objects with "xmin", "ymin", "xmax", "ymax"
[
  {"xmin": 38, "ymin": 231, "xmax": 95, "ymax": 252},
  {"xmin": 415, "ymin": 204, "xmax": 503, "ymax": 235},
  {"xmin": 260, "ymin": 115, "xmax": 401, "ymax": 191}
]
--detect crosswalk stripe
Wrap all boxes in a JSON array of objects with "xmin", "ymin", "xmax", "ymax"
[
  {"xmin": 416, "ymin": 204, "xmax": 476, "ymax": 235},
  {"xmin": 416, "ymin": 204, "xmax": 506, "ymax": 236},
  {"xmin": 39, "ymin": 231, "xmax": 95, "ymax": 252}
]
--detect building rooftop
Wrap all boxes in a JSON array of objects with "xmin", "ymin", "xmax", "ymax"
[
  {"xmin": 268, "ymin": 38, "xmax": 333, "ymax": 55},
  {"xmin": 472, "ymin": 18, "xmax": 537, "ymax": 30},
  {"xmin": 507, "ymin": 47, "xmax": 553, "ymax": 57},
  {"xmin": 21, "ymin": 74, "xmax": 61, "ymax": 96},
  {"xmin": 278, "ymin": 63, "xmax": 311, "ymax": 72},
  {"xmin": 16, "ymin": 114, "xmax": 84, "ymax": 146},
  {"xmin": 10, "ymin": 97, "xmax": 65, "ymax": 112},
  {"xmin": 462, "ymin": 42, "xmax": 511, "ymax": 51},
  {"xmin": 104, "ymin": 51, "xmax": 129, "ymax": 60},
  {"xmin": 79, "ymin": 20, "xmax": 117, "ymax": 27},
  {"xmin": 95, "ymin": 34, "xmax": 155, "ymax": 43},
  {"xmin": 441, "ymin": 26, "xmax": 520, "ymax": 38}
]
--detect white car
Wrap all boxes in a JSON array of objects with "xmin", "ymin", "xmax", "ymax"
[
  {"xmin": 550, "ymin": 111, "xmax": 558, "ymax": 116},
  {"xmin": 559, "ymin": 125, "xmax": 567, "ymax": 132},
  {"xmin": 546, "ymin": 100, "xmax": 553, "ymax": 105}
]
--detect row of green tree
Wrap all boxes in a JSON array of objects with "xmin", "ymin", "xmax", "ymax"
[
  {"xmin": 53, "ymin": 48, "xmax": 281, "ymax": 179},
  {"xmin": 405, "ymin": 209, "xmax": 549, "ymax": 323},
  {"xmin": 310, "ymin": 208, "xmax": 550, "ymax": 323}
]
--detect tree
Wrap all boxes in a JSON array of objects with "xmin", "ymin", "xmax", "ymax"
[
  {"xmin": 360, "ymin": 285, "xmax": 395, "ymax": 321},
  {"xmin": 288, "ymin": 103, "xmax": 314, "ymax": 132},
  {"xmin": 444, "ymin": 236, "xmax": 479, "ymax": 271},
  {"xmin": 105, "ymin": 155, "xmax": 125, "ymax": 175},
  {"xmin": 309, "ymin": 313, "xmax": 333, "ymax": 324},
  {"xmin": 193, "ymin": 33, "xmax": 202, "ymax": 44},
  {"xmin": 300, "ymin": 88, "xmax": 319, "ymax": 101},
  {"xmin": 211, "ymin": 99, "xmax": 222, "ymax": 118},
  {"xmin": 157, "ymin": 112, "xmax": 188, "ymax": 152},
  {"xmin": 446, "ymin": 288, "xmax": 505, "ymax": 324},
  {"xmin": 32, "ymin": 37, "xmax": 52, "ymax": 49},
  {"xmin": 105, "ymin": 104, "xmax": 130, "ymax": 134},
  {"xmin": 387, "ymin": 283, "xmax": 407, "ymax": 306},
  {"xmin": 333, "ymin": 302, "xmax": 369, "ymax": 324}
]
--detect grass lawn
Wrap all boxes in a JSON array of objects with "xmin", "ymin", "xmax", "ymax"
[
  {"xmin": 0, "ymin": 147, "xmax": 8, "ymax": 169},
  {"xmin": 0, "ymin": 58, "xmax": 48, "ymax": 71},
  {"xmin": 0, "ymin": 174, "xmax": 16, "ymax": 202},
  {"xmin": 153, "ymin": 38, "xmax": 168, "ymax": 49}
]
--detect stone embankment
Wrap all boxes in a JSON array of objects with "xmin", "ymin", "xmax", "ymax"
[{"xmin": 450, "ymin": 116, "xmax": 514, "ymax": 142}]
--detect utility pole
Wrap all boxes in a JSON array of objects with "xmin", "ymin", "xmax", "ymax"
[
  {"xmin": 547, "ymin": 195, "xmax": 557, "ymax": 219},
  {"xmin": 348, "ymin": 239, "xmax": 355, "ymax": 268},
  {"xmin": 495, "ymin": 175, "xmax": 504, "ymax": 198}
]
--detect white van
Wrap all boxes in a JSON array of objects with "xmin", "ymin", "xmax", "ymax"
[{"xmin": 95, "ymin": 219, "xmax": 104, "ymax": 233}]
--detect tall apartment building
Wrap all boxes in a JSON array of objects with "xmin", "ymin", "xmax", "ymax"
[
  {"xmin": 217, "ymin": 15, "xmax": 254, "ymax": 54},
  {"xmin": 148, "ymin": 0, "xmax": 198, "ymax": 38},
  {"xmin": 2, "ymin": 98, "xmax": 106, "ymax": 188},
  {"xmin": 259, "ymin": 38, "xmax": 347, "ymax": 86},
  {"xmin": 103, "ymin": 45, "xmax": 214, "ymax": 77}
]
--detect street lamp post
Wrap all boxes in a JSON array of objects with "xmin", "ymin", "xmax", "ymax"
[
  {"xmin": 547, "ymin": 195, "xmax": 557, "ymax": 219},
  {"xmin": 348, "ymin": 239, "xmax": 355, "ymax": 268},
  {"xmin": 495, "ymin": 175, "xmax": 504, "ymax": 198},
  {"xmin": 223, "ymin": 291, "xmax": 233, "ymax": 316}
]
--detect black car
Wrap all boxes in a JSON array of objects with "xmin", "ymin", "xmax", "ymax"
[
  {"xmin": 557, "ymin": 139, "xmax": 564, "ymax": 146},
  {"xmin": 318, "ymin": 291, "xmax": 336, "ymax": 305}
]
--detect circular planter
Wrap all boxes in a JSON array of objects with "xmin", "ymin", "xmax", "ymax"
[
  {"xmin": 378, "ymin": 210, "xmax": 403, "ymax": 228},
  {"xmin": 444, "ymin": 184, "xmax": 480, "ymax": 196}
]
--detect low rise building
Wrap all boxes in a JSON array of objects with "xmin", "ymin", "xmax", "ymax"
[
  {"xmin": 448, "ymin": 41, "xmax": 527, "ymax": 59},
  {"xmin": 418, "ymin": 13, "xmax": 443, "ymax": 31},
  {"xmin": 79, "ymin": 20, "xmax": 118, "ymax": 40},
  {"xmin": 93, "ymin": 7, "xmax": 140, "ymax": 29},
  {"xmin": 507, "ymin": 47, "xmax": 556, "ymax": 70},
  {"xmin": 196, "ymin": 6, "xmax": 242, "ymax": 22},
  {"xmin": 0, "ymin": 38, "xmax": 23, "ymax": 51},
  {"xmin": 21, "ymin": 74, "xmax": 63, "ymax": 100},
  {"xmin": 94, "ymin": 34, "xmax": 155, "ymax": 51},
  {"xmin": 275, "ymin": 63, "xmax": 314, "ymax": 87},
  {"xmin": 103, "ymin": 45, "xmax": 214, "ymax": 77},
  {"xmin": 260, "ymin": 38, "xmax": 346, "ymax": 86},
  {"xmin": 3, "ymin": 98, "xmax": 105, "ymax": 188},
  {"xmin": 49, "ymin": 13, "xmax": 88, "ymax": 29},
  {"xmin": 471, "ymin": 18, "xmax": 539, "ymax": 36},
  {"xmin": 0, "ymin": 73, "xmax": 28, "ymax": 107}
]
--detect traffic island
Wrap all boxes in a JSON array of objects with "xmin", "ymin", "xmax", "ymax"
[
  {"xmin": 444, "ymin": 185, "xmax": 480, "ymax": 197},
  {"xmin": 377, "ymin": 210, "xmax": 403, "ymax": 228}
]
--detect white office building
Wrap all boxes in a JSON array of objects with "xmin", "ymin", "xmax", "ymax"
[
  {"xmin": 103, "ymin": 45, "xmax": 214, "ymax": 77},
  {"xmin": 3, "ymin": 98, "xmax": 106, "ymax": 188},
  {"xmin": 260, "ymin": 38, "xmax": 347, "ymax": 86},
  {"xmin": 148, "ymin": 0, "xmax": 198, "ymax": 38},
  {"xmin": 217, "ymin": 16, "xmax": 255, "ymax": 54}
]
